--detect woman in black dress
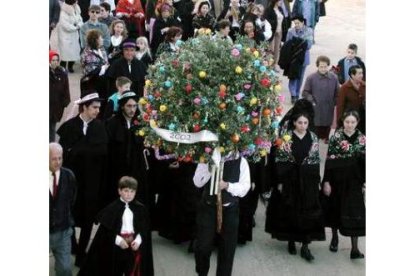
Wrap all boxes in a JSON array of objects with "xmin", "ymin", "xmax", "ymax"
[
  {"xmin": 321, "ymin": 110, "xmax": 365, "ymax": 259},
  {"xmin": 265, "ymin": 112, "xmax": 325, "ymax": 262}
]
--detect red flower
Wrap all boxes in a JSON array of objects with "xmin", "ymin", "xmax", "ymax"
[
  {"xmin": 193, "ymin": 124, "xmax": 201, "ymax": 132},
  {"xmin": 185, "ymin": 83, "xmax": 192, "ymax": 94},
  {"xmin": 133, "ymin": 119, "xmax": 139, "ymax": 125},
  {"xmin": 172, "ymin": 59, "xmax": 179, "ymax": 68},
  {"xmin": 340, "ymin": 140, "xmax": 350, "ymax": 151},
  {"xmin": 218, "ymin": 90, "xmax": 226, "ymax": 98},
  {"xmin": 260, "ymin": 78, "xmax": 271, "ymax": 87},
  {"xmin": 143, "ymin": 113, "xmax": 150, "ymax": 122},
  {"xmin": 254, "ymin": 137, "xmax": 262, "ymax": 145},
  {"xmin": 240, "ymin": 125, "xmax": 250, "ymax": 133}
]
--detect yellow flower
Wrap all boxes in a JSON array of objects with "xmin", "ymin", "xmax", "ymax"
[
  {"xmin": 235, "ymin": 66, "xmax": 243, "ymax": 74},
  {"xmin": 220, "ymin": 123, "xmax": 226, "ymax": 130},
  {"xmin": 139, "ymin": 98, "xmax": 147, "ymax": 105},
  {"xmin": 160, "ymin": 105, "xmax": 167, "ymax": 112},
  {"xmin": 145, "ymin": 80, "xmax": 152, "ymax": 86},
  {"xmin": 283, "ymin": 134, "xmax": 291, "ymax": 142},
  {"xmin": 150, "ymin": 120, "xmax": 157, "ymax": 128},
  {"xmin": 250, "ymin": 97, "xmax": 258, "ymax": 106},
  {"xmin": 274, "ymin": 84, "xmax": 282, "ymax": 92},
  {"xmin": 219, "ymin": 146, "xmax": 225, "ymax": 153},
  {"xmin": 138, "ymin": 130, "xmax": 145, "ymax": 136},
  {"xmin": 245, "ymin": 47, "xmax": 251, "ymax": 53},
  {"xmin": 199, "ymin": 71, "xmax": 207, "ymax": 78},
  {"xmin": 253, "ymin": 50, "xmax": 259, "ymax": 58},
  {"xmin": 260, "ymin": 149, "xmax": 267, "ymax": 157}
]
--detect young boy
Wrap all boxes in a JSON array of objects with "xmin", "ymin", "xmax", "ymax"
[
  {"xmin": 103, "ymin": 76, "xmax": 132, "ymax": 119},
  {"xmin": 335, "ymin": 43, "xmax": 366, "ymax": 84},
  {"xmin": 78, "ymin": 176, "xmax": 154, "ymax": 276}
]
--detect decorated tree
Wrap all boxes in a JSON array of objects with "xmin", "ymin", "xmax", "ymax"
[{"xmin": 136, "ymin": 35, "xmax": 285, "ymax": 164}]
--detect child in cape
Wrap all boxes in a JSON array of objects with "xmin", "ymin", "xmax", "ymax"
[{"xmin": 78, "ymin": 176, "xmax": 154, "ymax": 276}]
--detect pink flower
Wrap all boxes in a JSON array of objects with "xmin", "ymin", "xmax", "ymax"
[
  {"xmin": 235, "ymin": 92, "xmax": 245, "ymax": 101},
  {"xmin": 243, "ymin": 83, "xmax": 252, "ymax": 90},
  {"xmin": 278, "ymin": 95, "xmax": 285, "ymax": 103},
  {"xmin": 231, "ymin": 48, "xmax": 240, "ymax": 57},
  {"xmin": 359, "ymin": 136, "xmax": 366, "ymax": 145},
  {"xmin": 251, "ymin": 111, "xmax": 259, "ymax": 117},
  {"xmin": 193, "ymin": 97, "xmax": 201, "ymax": 105},
  {"xmin": 283, "ymin": 142, "xmax": 291, "ymax": 152},
  {"xmin": 204, "ymin": 147, "xmax": 212, "ymax": 153},
  {"xmin": 340, "ymin": 140, "xmax": 350, "ymax": 151}
]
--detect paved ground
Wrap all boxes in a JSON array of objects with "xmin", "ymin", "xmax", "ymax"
[{"xmin": 50, "ymin": 0, "xmax": 365, "ymax": 275}]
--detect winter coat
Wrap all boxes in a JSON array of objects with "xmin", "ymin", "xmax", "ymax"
[{"xmin": 56, "ymin": 2, "xmax": 83, "ymax": 61}]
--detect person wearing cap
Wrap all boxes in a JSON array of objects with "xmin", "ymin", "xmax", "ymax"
[
  {"xmin": 57, "ymin": 92, "xmax": 108, "ymax": 267},
  {"xmin": 56, "ymin": 0, "xmax": 83, "ymax": 73},
  {"xmin": 105, "ymin": 92, "xmax": 153, "ymax": 209},
  {"xmin": 80, "ymin": 5, "xmax": 111, "ymax": 51},
  {"xmin": 50, "ymin": 50, "xmax": 71, "ymax": 142},
  {"xmin": 116, "ymin": 0, "xmax": 146, "ymax": 39},
  {"xmin": 106, "ymin": 39, "xmax": 147, "ymax": 98},
  {"xmin": 150, "ymin": 3, "xmax": 182, "ymax": 56}
]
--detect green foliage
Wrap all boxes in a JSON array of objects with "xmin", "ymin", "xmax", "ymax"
[{"xmin": 137, "ymin": 35, "xmax": 284, "ymax": 163}]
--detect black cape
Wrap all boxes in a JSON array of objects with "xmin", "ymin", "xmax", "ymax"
[
  {"xmin": 105, "ymin": 113, "xmax": 154, "ymax": 210},
  {"xmin": 57, "ymin": 116, "xmax": 108, "ymax": 227},
  {"xmin": 78, "ymin": 199, "xmax": 154, "ymax": 276},
  {"xmin": 265, "ymin": 131, "xmax": 325, "ymax": 242}
]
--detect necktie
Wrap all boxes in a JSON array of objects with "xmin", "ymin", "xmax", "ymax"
[{"xmin": 52, "ymin": 172, "xmax": 58, "ymax": 198}]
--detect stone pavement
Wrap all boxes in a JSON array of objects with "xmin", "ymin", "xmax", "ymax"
[{"xmin": 49, "ymin": 0, "xmax": 365, "ymax": 275}]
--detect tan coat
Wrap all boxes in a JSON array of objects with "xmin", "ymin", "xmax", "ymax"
[{"xmin": 56, "ymin": 3, "xmax": 83, "ymax": 61}]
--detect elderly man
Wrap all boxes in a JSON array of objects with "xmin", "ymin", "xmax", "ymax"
[
  {"xmin": 57, "ymin": 91, "xmax": 108, "ymax": 267},
  {"xmin": 302, "ymin": 55, "xmax": 340, "ymax": 142},
  {"xmin": 49, "ymin": 142, "xmax": 77, "ymax": 276},
  {"xmin": 106, "ymin": 39, "xmax": 147, "ymax": 97}
]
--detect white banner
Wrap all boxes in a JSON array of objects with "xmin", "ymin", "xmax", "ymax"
[{"xmin": 150, "ymin": 120, "xmax": 219, "ymax": 144}]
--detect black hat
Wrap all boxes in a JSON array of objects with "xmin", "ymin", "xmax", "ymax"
[
  {"xmin": 118, "ymin": 91, "xmax": 138, "ymax": 106},
  {"xmin": 75, "ymin": 91, "xmax": 105, "ymax": 105},
  {"xmin": 121, "ymin": 39, "xmax": 137, "ymax": 50}
]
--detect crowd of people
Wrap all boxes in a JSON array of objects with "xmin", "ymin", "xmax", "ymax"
[{"xmin": 49, "ymin": 0, "xmax": 366, "ymax": 275}]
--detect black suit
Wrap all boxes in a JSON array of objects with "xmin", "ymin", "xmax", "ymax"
[{"xmin": 50, "ymin": 167, "xmax": 77, "ymax": 233}]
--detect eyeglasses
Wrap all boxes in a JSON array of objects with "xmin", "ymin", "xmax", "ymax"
[{"xmin": 90, "ymin": 10, "xmax": 100, "ymax": 14}]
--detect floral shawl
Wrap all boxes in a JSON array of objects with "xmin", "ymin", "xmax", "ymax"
[
  {"xmin": 275, "ymin": 129, "xmax": 320, "ymax": 165},
  {"xmin": 326, "ymin": 128, "xmax": 365, "ymax": 160}
]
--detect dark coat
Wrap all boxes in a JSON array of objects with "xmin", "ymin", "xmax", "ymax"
[
  {"xmin": 336, "ymin": 56, "xmax": 366, "ymax": 84},
  {"xmin": 336, "ymin": 79, "xmax": 366, "ymax": 133},
  {"xmin": 78, "ymin": 199, "xmax": 154, "ymax": 276},
  {"xmin": 264, "ymin": 6, "xmax": 284, "ymax": 41},
  {"xmin": 50, "ymin": 167, "xmax": 77, "ymax": 233},
  {"xmin": 49, "ymin": 66, "xmax": 71, "ymax": 123},
  {"xmin": 49, "ymin": 0, "xmax": 61, "ymax": 25},
  {"xmin": 57, "ymin": 116, "xmax": 108, "ymax": 227},
  {"xmin": 265, "ymin": 131, "xmax": 325, "ymax": 242},
  {"xmin": 150, "ymin": 17, "xmax": 182, "ymax": 56},
  {"xmin": 106, "ymin": 57, "xmax": 147, "ymax": 98},
  {"xmin": 321, "ymin": 129, "xmax": 365, "ymax": 236},
  {"xmin": 278, "ymin": 36, "xmax": 307, "ymax": 79},
  {"xmin": 192, "ymin": 13, "xmax": 216, "ymax": 31},
  {"xmin": 105, "ymin": 113, "xmax": 152, "ymax": 207}
]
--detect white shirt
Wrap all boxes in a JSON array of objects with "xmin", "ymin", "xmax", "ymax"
[
  {"xmin": 79, "ymin": 115, "xmax": 92, "ymax": 135},
  {"xmin": 49, "ymin": 170, "xmax": 60, "ymax": 196},
  {"xmin": 275, "ymin": 8, "xmax": 284, "ymax": 33},
  {"xmin": 111, "ymin": 35, "xmax": 123, "ymax": 47},
  {"xmin": 115, "ymin": 198, "xmax": 142, "ymax": 246},
  {"xmin": 193, "ymin": 156, "xmax": 251, "ymax": 198}
]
